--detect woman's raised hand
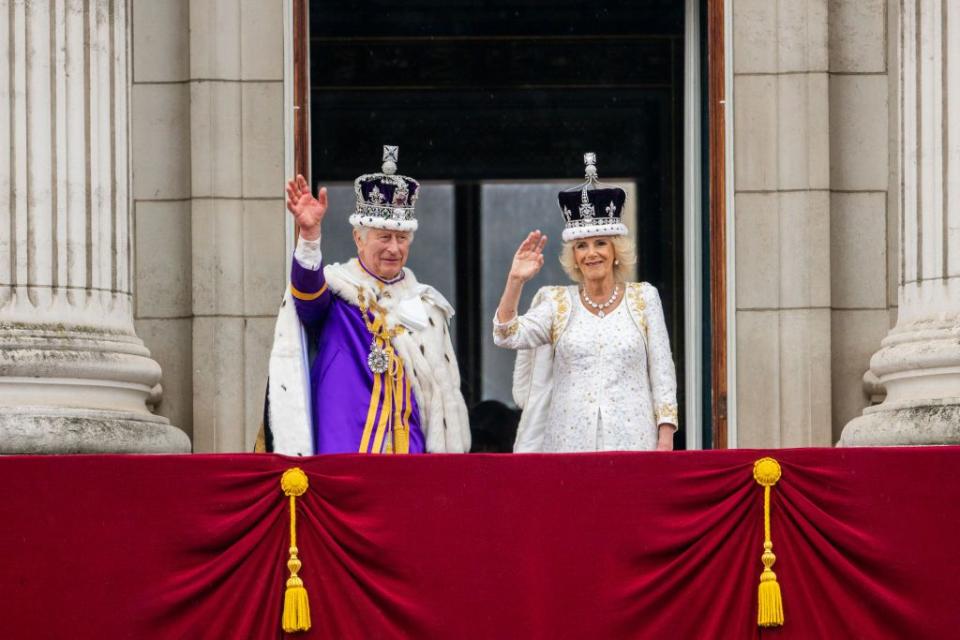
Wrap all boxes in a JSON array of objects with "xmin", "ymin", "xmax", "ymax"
[
  {"xmin": 508, "ymin": 230, "xmax": 548, "ymax": 283},
  {"xmin": 285, "ymin": 174, "xmax": 327, "ymax": 240}
]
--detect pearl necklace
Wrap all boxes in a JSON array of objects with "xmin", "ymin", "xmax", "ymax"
[{"xmin": 581, "ymin": 285, "xmax": 619, "ymax": 318}]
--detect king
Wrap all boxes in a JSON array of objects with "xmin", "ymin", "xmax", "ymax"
[{"xmin": 260, "ymin": 146, "xmax": 470, "ymax": 455}]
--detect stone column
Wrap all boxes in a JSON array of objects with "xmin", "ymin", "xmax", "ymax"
[
  {"xmin": 732, "ymin": 0, "xmax": 833, "ymax": 447},
  {"xmin": 187, "ymin": 0, "xmax": 286, "ymax": 452},
  {"xmin": 0, "ymin": 0, "xmax": 189, "ymax": 452},
  {"xmin": 841, "ymin": 0, "xmax": 960, "ymax": 445}
]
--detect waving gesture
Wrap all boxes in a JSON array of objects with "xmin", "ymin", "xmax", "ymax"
[
  {"xmin": 495, "ymin": 230, "xmax": 547, "ymax": 323},
  {"xmin": 285, "ymin": 174, "xmax": 328, "ymax": 240},
  {"xmin": 509, "ymin": 230, "xmax": 548, "ymax": 283}
]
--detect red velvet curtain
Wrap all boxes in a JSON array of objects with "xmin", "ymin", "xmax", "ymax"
[{"xmin": 3, "ymin": 448, "xmax": 960, "ymax": 639}]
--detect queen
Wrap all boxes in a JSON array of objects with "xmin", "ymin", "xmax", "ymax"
[{"xmin": 492, "ymin": 153, "xmax": 678, "ymax": 452}]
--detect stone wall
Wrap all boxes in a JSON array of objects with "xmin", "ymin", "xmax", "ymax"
[
  {"xmin": 731, "ymin": 0, "xmax": 897, "ymax": 446},
  {"xmin": 826, "ymin": 0, "xmax": 896, "ymax": 442},
  {"xmin": 732, "ymin": 0, "xmax": 833, "ymax": 447},
  {"xmin": 130, "ymin": 0, "xmax": 286, "ymax": 451}
]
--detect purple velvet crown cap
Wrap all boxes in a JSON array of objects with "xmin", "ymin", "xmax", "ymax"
[
  {"xmin": 350, "ymin": 145, "xmax": 421, "ymax": 232},
  {"xmin": 357, "ymin": 177, "xmax": 420, "ymax": 207},
  {"xmin": 557, "ymin": 188, "xmax": 626, "ymax": 224},
  {"xmin": 556, "ymin": 152, "xmax": 629, "ymax": 242}
]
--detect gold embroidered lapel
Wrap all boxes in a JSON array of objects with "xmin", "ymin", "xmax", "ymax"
[
  {"xmin": 625, "ymin": 282, "xmax": 649, "ymax": 336},
  {"xmin": 550, "ymin": 286, "xmax": 571, "ymax": 344}
]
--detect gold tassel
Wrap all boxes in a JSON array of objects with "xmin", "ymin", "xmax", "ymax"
[
  {"xmin": 753, "ymin": 457, "xmax": 784, "ymax": 628},
  {"xmin": 392, "ymin": 361, "xmax": 409, "ymax": 454},
  {"xmin": 281, "ymin": 467, "xmax": 311, "ymax": 633},
  {"xmin": 394, "ymin": 424, "xmax": 409, "ymax": 455}
]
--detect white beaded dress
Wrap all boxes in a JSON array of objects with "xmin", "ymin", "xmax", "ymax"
[{"xmin": 494, "ymin": 283, "xmax": 678, "ymax": 452}]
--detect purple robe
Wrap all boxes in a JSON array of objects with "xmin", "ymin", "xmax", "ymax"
[{"xmin": 290, "ymin": 258, "xmax": 425, "ymax": 454}]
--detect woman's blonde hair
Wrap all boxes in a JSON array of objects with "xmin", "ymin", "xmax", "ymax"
[{"xmin": 558, "ymin": 235, "xmax": 637, "ymax": 284}]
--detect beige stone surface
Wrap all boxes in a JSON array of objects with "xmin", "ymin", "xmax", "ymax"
[
  {"xmin": 131, "ymin": 83, "xmax": 191, "ymax": 200},
  {"xmin": 733, "ymin": 0, "xmax": 777, "ymax": 74},
  {"xmin": 243, "ymin": 317, "xmax": 276, "ymax": 450},
  {"xmin": 192, "ymin": 316, "xmax": 246, "ymax": 452},
  {"xmin": 192, "ymin": 199, "xmax": 245, "ymax": 316},
  {"xmin": 240, "ymin": 0, "xmax": 284, "ymax": 80},
  {"xmin": 777, "ymin": 73, "xmax": 830, "ymax": 190},
  {"xmin": 734, "ymin": 191, "xmax": 830, "ymax": 309},
  {"xmin": 886, "ymin": 186, "xmax": 899, "ymax": 306},
  {"xmin": 736, "ymin": 310, "xmax": 781, "ymax": 448},
  {"xmin": 189, "ymin": 0, "xmax": 242, "ymax": 80},
  {"xmin": 136, "ymin": 318, "xmax": 194, "ymax": 442},
  {"xmin": 776, "ymin": 0, "xmax": 829, "ymax": 73},
  {"xmin": 190, "ymin": 81, "xmax": 243, "ymax": 198},
  {"xmin": 841, "ymin": 400, "xmax": 960, "ymax": 446},
  {"xmin": 830, "ymin": 192, "xmax": 887, "ymax": 309},
  {"xmin": 734, "ymin": 75, "xmax": 778, "ymax": 190},
  {"xmin": 736, "ymin": 309, "xmax": 832, "ymax": 448},
  {"xmin": 830, "ymin": 309, "xmax": 890, "ymax": 442},
  {"xmin": 829, "ymin": 0, "xmax": 886, "ymax": 73},
  {"xmin": 734, "ymin": 73, "xmax": 830, "ymax": 191},
  {"xmin": 242, "ymin": 200, "xmax": 286, "ymax": 316},
  {"xmin": 733, "ymin": 0, "xmax": 828, "ymax": 73},
  {"xmin": 779, "ymin": 190, "xmax": 830, "ymax": 308},
  {"xmin": 241, "ymin": 82, "xmax": 284, "ymax": 198},
  {"xmin": 132, "ymin": 0, "xmax": 189, "ymax": 82},
  {"xmin": 829, "ymin": 74, "xmax": 889, "ymax": 190},
  {"xmin": 735, "ymin": 193, "xmax": 779, "ymax": 309},
  {"xmin": 779, "ymin": 308, "xmax": 832, "ymax": 447},
  {"xmin": 135, "ymin": 201, "xmax": 192, "ymax": 318},
  {"xmin": 885, "ymin": 0, "xmax": 900, "ymax": 306}
]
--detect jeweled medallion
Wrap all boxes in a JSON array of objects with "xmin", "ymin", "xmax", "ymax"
[{"xmin": 367, "ymin": 340, "xmax": 390, "ymax": 374}]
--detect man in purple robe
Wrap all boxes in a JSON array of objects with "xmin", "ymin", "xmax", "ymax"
[{"xmin": 259, "ymin": 146, "xmax": 470, "ymax": 455}]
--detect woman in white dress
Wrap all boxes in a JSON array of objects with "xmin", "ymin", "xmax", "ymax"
[{"xmin": 492, "ymin": 154, "xmax": 678, "ymax": 452}]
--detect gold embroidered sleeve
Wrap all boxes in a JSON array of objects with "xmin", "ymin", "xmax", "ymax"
[
  {"xmin": 491, "ymin": 287, "xmax": 555, "ymax": 350},
  {"xmin": 656, "ymin": 403, "xmax": 679, "ymax": 426},
  {"xmin": 549, "ymin": 287, "xmax": 570, "ymax": 344},
  {"xmin": 493, "ymin": 318, "xmax": 520, "ymax": 341},
  {"xmin": 627, "ymin": 284, "xmax": 648, "ymax": 334}
]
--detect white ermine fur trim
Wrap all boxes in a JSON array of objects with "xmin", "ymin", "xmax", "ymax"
[
  {"xmin": 561, "ymin": 223, "xmax": 629, "ymax": 242},
  {"xmin": 267, "ymin": 289, "xmax": 314, "ymax": 456},
  {"xmin": 348, "ymin": 214, "xmax": 419, "ymax": 232}
]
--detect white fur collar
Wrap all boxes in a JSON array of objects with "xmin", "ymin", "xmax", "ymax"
[{"xmin": 324, "ymin": 259, "xmax": 454, "ymax": 331}]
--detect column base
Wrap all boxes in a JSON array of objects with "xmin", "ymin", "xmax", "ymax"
[
  {"xmin": 0, "ymin": 407, "xmax": 191, "ymax": 454},
  {"xmin": 838, "ymin": 398, "xmax": 960, "ymax": 446}
]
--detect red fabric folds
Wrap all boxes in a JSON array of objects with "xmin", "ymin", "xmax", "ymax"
[{"xmin": 2, "ymin": 448, "xmax": 960, "ymax": 639}]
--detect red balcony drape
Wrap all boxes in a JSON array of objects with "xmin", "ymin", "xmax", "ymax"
[{"xmin": 3, "ymin": 447, "xmax": 959, "ymax": 639}]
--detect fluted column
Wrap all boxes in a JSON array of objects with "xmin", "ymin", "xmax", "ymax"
[
  {"xmin": 0, "ymin": 0, "xmax": 189, "ymax": 452},
  {"xmin": 841, "ymin": 0, "xmax": 960, "ymax": 445}
]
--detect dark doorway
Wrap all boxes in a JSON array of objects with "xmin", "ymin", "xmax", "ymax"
[{"xmin": 308, "ymin": 0, "xmax": 687, "ymax": 448}]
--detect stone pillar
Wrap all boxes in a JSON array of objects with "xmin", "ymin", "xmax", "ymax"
[
  {"xmin": 732, "ymin": 0, "xmax": 834, "ymax": 447},
  {"xmin": 0, "ymin": 0, "xmax": 189, "ymax": 452},
  {"xmin": 841, "ymin": 0, "xmax": 960, "ymax": 445},
  {"xmin": 187, "ymin": 0, "xmax": 286, "ymax": 452}
]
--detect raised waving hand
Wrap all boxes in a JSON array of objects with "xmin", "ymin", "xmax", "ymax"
[
  {"xmin": 508, "ymin": 230, "xmax": 548, "ymax": 283},
  {"xmin": 495, "ymin": 230, "xmax": 548, "ymax": 323},
  {"xmin": 285, "ymin": 174, "xmax": 328, "ymax": 240}
]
